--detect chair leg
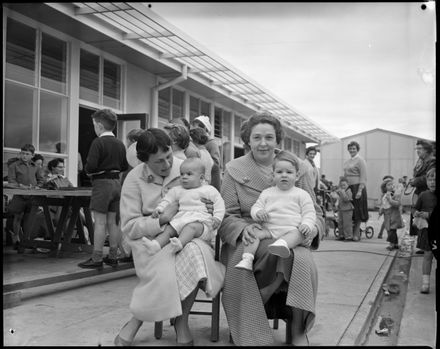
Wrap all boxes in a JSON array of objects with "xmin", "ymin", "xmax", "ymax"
[
  {"xmin": 210, "ymin": 294, "xmax": 220, "ymax": 342},
  {"xmin": 273, "ymin": 318, "xmax": 279, "ymax": 329},
  {"xmin": 154, "ymin": 321, "xmax": 163, "ymax": 339},
  {"xmin": 285, "ymin": 319, "xmax": 293, "ymax": 344}
]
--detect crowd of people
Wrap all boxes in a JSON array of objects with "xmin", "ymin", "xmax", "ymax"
[{"xmin": 5, "ymin": 109, "xmax": 437, "ymax": 345}]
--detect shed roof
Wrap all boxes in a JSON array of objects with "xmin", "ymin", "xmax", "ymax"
[{"xmin": 340, "ymin": 128, "xmax": 435, "ymax": 142}]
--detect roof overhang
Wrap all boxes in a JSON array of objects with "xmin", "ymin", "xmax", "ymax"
[{"xmin": 4, "ymin": 2, "xmax": 339, "ymax": 144}]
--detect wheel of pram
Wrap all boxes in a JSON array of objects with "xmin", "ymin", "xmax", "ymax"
[
  {"xmin": 365, "ymin": 226, "xmax": 374, "ymax": 239},
  {"xmin": 333, "ymin": 227, "xmax": 340, "ymax": 238}
]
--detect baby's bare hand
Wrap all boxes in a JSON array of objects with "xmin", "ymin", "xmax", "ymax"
[
  {"xmin": 255, "ymin": 210, "xmax": 269, "ymax": 222},
  {"xmin": 299, "ymin": 224, "xmax": 311, "ymax": 236}
]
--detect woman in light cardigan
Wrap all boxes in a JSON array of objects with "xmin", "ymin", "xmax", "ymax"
[
  {"xmin": 343, "ymin": 141, "xmax": 368, "ymax": 241},
  {"xmin": 114, "ymin": 129, "xmax": 224, "ymax": 346}
]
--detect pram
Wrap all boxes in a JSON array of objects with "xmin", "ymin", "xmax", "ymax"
[
  {"xmin": 316, "ymin": 189, "xmax": 338, "ymax": 239},
  {"xmin": 317, "ymin": 188, "xmax": 374, "ymax": 239}
]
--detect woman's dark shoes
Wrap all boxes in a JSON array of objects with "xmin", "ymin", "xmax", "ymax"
[
  {"xmin": 415, "ymin": 249, "xmax": 424, "ymax": 255},
  {"xmin": 78, "ymin": 258, "xmax": 103, "ymax": 269},
  {"xmin": 118, "ymin": 256, "xmax": 133, "ymax": 263},
  {"xmin": 377, "ymin": 234, "xmax": 383, "ymax": 239},
  {"xmin": 336, "ymin": 237, "xmax": 345, "ymax": 241},
  {"xmin": 103, "ymin": 256, "xmax": 118, "ymax": 267}
]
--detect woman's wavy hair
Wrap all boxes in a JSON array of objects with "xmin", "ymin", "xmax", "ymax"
[
  {"xmin": 136, "ymin": 128, "xmax": 171, "ymax": 162},
  {"xmin": 347, "ymin": 141, "xmax": 360, "ymax": 151},
  {"xmin": 241, "ymin": 112, "xmax": 283, "ymax": 146}
]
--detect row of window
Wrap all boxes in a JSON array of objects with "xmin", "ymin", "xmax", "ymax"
[
  {"xmin": 4, "ymin": 17, "xmax": 122, "ymax": 152},
  {"xmin": 4, "ymin": 15, "xmax": 299, "ymax": 161}
]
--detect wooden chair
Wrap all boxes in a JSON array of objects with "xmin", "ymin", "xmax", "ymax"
[
  {"xmin": 153, "ymin": 233, "xmax": 222, "ymax": 342},
  {"xmin": 265, "ymin": 291, "xmax": 294, "ymax": 344}
]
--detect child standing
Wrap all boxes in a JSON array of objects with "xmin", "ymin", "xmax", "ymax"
[
  {"xmin": 335, "ymin": 177, "xmax": 354, "ymax": 241},
  {"xmin": 379, "ymin": 178, "xmax": 404, "ymax": 251},
  {"xmin": 413, "ymin": 167, "xmax": 436, "ymax": 293},
  {"xmin": 141, "ymin": 157, "xmax": 225, "ymax": 254},
  {"xmin": 7, "ymin": 143, "xmax": 45, "ymax": 252},
  {"xmin": 235, "ymin": 150, "xmax": 316, "ymax": 270},
  {"xmin": 78, "ymin": 109, "xmax": 128, "ymax": 269},
  {"xmin": 189, "ymin": 127, "xmax": 214, "ymax": 184}
]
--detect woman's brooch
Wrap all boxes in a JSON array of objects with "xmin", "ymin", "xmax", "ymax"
[
  {"xmin": 147, "ymin": 175, "xmax": 154, "ymax": 183},
  {"xmin": 243, "ymin": 176, "xmax": 250, "ymax": 183}
]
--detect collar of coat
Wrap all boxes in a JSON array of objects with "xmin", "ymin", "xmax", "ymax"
[
  {"xmin": 225, "ymin": 152, "xmax": 273, "ymax": 190},
  {"xmin": 140, "ymin": 156, "xmax": 183, "ymax": 187}
]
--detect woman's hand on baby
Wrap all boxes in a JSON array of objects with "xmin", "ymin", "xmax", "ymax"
[
  {"xmin": 200, "ymin": 197, "xmax": 214, "ymax": 215},
  {"xmin": 242, "ymin": 223, "xmax": 262, "ymax": 246},
  {"xmin": 211, "ymin": 217, "xmax": 222, "ymax": 230},
  {"xmin": 255, "ymin": 210, "xmax": 269, "ymax": 222},
  {"xmin": 151, "ymin": 208, "xmax": 162, "ymax": 219},
  {"xmin": 302, "ymin": 225, "xmax": 317, "ymax": 247}
]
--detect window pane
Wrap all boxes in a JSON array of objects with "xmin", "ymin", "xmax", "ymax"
[
  {"xmin": 6, "ymin": 18, "xmax": 36, "ymax": 85},
  {"xmin": 172, "ymin": 89, "xmax": 184, "ymax": 119},
  {"xmin": 80, "ymin": 49, "xmax": 99, "ymax": 103},
  {"xmin": 189, "ymin": 96, "xmax": 199, "ymax": 122},
  {"xmin": 293, "ymin": 140, "xmax": 300, "ymax": 155},
  {"xmin": 4, "ymin": 81, "xmax": 35, "ymax": 148},
  {"xmin": 214, "ymin": 107, "xmax": 222, "ymax": 138},
  {"xmin": 285, "ymin": 138, "xmax": 292, "ymax": 151},
  {"xmin": 222, "ymin": 111, "xmax": 231, "ymax": 139},
  {"xmin": 201, "ymin": 101, "xmax": 210, "ymax": 116},
  {"xmin": 234, "ymin": 116, "xmax": 244, "ymax": 144},
  {"xmin": 159, "ymin": 87, "xmax": 171, "ymax": 120},
  {"xmin": 103, "ymin": 59, "xmax": 121, "ymax": 109},
  {"xmin": 39, "ymin": 91, "xmax": 68, "ymax": 153},
  {"xmin": 41, "ymin": 33, "xmax": 67, "ymax": 94}
]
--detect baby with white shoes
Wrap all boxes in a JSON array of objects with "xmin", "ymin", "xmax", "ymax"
[
  {"xmin": 142, "ymin": 157, "xmax": 225, "ymax": 255},
  {"xmin": 235, "ymin": 150, "xmax": 316, "ymax": 270}
]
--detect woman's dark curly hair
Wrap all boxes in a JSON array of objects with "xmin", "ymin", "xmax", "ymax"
[
  {"xmin": 168, "ymin": 124, "xmax": 190, "ymax": 150},
  {"xmin": 136, "ymin": 128, "xmax": 171, "ymax": 162},
  {"xmin": 241, "ymin": 112, "xmax": 283, "ymax": 146},
  {"xmin": 190, "ymin": 127, "xmax": 209, "ymax": 146},
  {"xmin": 347, "ymin": 141, "xmax": 360, "ymax": 151}
]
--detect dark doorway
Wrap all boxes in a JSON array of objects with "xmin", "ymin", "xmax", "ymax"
[
  {"xmin": 234, "ymin": 146, "xmax": 245, "ymax": 159},
  {"xmin": 78, "ymin": 106, "xmax": 97, "ymax": 187},
  {"xmin": 78, "ymin": 108, "xmax": 148, "ymax": 186}
]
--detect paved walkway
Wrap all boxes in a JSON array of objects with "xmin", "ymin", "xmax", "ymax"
[{"xmin": 3, "ymin": 212, "xmax": 437, "ymax": 346}]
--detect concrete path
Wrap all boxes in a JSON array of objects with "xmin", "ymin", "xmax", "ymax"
[{"xmin": 3, "ymin": 212, "xmax": 437, "ymax": 346}]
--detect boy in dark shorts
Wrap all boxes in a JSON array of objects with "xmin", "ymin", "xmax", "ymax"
[
  {"xmin": 78, "ymin": 109, "xmax": 128, "ymax": 269},
  {"xmin": 7, "ymin": 143, "xmax": 45, "ymax": 252}
]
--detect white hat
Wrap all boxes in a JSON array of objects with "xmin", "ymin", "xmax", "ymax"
[{"xmin": 194, "ymin": 115, "xmax": 212, "ymax": 134}]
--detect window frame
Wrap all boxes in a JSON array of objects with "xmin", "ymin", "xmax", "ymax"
[
  {"xmin": 3, "ymin": 12, "xmax": 71, "ymax": 154},
  {"xmin": 78, "ymin": 43, "xmax": 125, "ymax": 112}
]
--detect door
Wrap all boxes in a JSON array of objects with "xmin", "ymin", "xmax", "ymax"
[{"xmin": 116, "ymin": 113, "xmax": 148, "ymax": 146}]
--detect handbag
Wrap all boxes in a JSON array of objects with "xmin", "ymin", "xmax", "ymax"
[{"xmin": 400, "ymin": 184, "xmax": 417, "ymax": 207}]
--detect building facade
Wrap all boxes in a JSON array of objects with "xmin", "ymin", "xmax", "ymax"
[
  {"xmin": 319, "ymin": 128, "xmax": 435, "ymax": 209},
  {"xmin": 3, "ymin": 3, "xmax": 337, "ymax": 185}
]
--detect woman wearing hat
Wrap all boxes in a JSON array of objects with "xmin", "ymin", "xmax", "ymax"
[{"xmin": 192, "ymin": 115, "xmax": 222, "ymax": 190}]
